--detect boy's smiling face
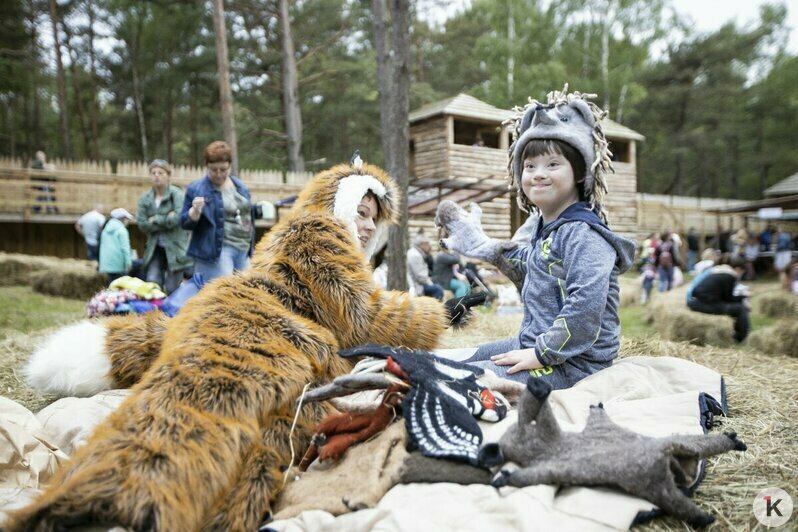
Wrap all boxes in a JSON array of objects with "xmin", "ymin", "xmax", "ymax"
[{"xmin": 521, "ymin": 151, "xmax": 580, "ymax": 223}]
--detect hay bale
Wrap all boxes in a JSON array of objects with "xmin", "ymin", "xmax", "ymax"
[
  {"xmin": 643, "ymin": 284, "xmax": 688, "ymax": 322},
  {"xmin": 755, "ymin": 291, "xmax": 796, "ymax": 318},
  {"xmin": 618, "ymin": 276, "xmax": 639, "ymax": 307},
  {"xmin": 0, "ymin": 253, "xmax": 102, "ymax": 299},
  {"xmin": 616, "ymin": 337, "xmax": 798, "ymax": 530},
  {"xmin": 746, "ymin": 320, "xmax": 798, "ymax": 357},
  {"xmin": 642, "ymin": 285, "xmax": 737, "ymax": 346},
  {"xmin": 29, "ymin": 268, "xmax": 105, "ymax": 300},
  {"xmin": 0, "ymin": 252, "xmax": 57, "ymax": 286},
  {"xmin": 653, "ymin": 307, "xmax": 735, "ymax": 347}
]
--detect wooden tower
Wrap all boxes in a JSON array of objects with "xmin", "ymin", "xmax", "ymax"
[
  {"xmin": 407, "ymin": 94, "xmax": 644, "ymax": 240},
  {"xmin": 408, "ymin": 94, "xmax": 514, "ymax": 239}
]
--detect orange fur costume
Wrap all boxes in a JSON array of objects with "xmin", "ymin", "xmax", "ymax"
[{"xmin": 8, "ymin": 163, "xmax": 448, "ymax": 531}]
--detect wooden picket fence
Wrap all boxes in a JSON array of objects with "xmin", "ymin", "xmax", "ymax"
[
  {"xmin": 0, "ymin": 157, "xmax": 308, "ymax": 220},
  {"xmin": 0, "ymin": 157, "xmax": 313, "ymax": 186}
]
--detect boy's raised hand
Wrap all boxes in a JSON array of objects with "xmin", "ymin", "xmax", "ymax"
[{"xmin": 435, "ymin": 201, "xmax": 515, "ymax": 262}]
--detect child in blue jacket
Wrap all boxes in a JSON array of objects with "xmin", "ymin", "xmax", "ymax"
[{"xmin": 436, "ymin": 87, "xmax": 635, "ymax": 389}]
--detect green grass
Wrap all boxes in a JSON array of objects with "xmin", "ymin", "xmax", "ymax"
[
  {"xmin": 750, "ymin": 313, "xmax": 778, "ymax": 330},
  {"xmin": 619, "ymin": 304, "xmax": 655, "ymax": 339},
  {"xmin": 0, "ymin": 286, "xmax": 85, "ymax": 412},
  {"xmin": 0, "ymin": 286, "xmax": 85, "ymax": 337}
]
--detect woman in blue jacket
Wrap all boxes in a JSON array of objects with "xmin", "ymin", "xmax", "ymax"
[
  {"xmin": 179, "ymin": 141, "xmax": 257, "ymax": 282},
  {"xmin": 99, "ymin": 208, "xmax": 135, "ymax": 284}
]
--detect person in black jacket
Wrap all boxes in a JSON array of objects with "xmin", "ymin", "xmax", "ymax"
[{"xmin": 686, "ymin": 255, "xmax": 750, "ymax": 342}]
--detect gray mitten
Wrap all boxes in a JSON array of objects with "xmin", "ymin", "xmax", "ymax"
[
  {"xmin": 435, "ymin": 201, "xmax": 526, "ymax": 290},
  {"xmin": 435, "ymin": 201, "xmax": 513, "ymax": 262}
]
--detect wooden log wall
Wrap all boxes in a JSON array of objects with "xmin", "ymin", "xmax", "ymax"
[
  {"xmin": 410, "ymin": 117, "xmax": 449, "ymax": 180},
  {"xmin": 447, "ymin": 144, "xmax": 512, "ymax": 239},
  {"xmin": 409, "ymin": 142, "xmax": 513, "ymax": 241},
  {"xmin": 603, "ymin": 160, "xmax": 638, "ymax": 240},
  {"xmin": 0, "ymin": 220, "xmax": 273, "ymax": 260},
  {"xmin": 633, "ymin": 194, "xmax": 798, "ymax": 242}
]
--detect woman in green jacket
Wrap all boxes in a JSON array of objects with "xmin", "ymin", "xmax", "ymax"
[
  {"xmin": 99, "ymin": 208, "xmax": 134, "ymax": 284},
  {"xmin": 136, "ymin": 160, "xmax": 192, "ymax": 293}
]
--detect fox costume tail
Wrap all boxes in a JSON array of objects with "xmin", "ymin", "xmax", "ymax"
[{"xmin": 25, "ymin": 312, "xmax": 168, "ymax": 396}]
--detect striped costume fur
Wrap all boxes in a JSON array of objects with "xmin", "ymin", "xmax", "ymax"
[{"xmin": 8, "ymin": 163, "xmax": 448, "ymax": 531}]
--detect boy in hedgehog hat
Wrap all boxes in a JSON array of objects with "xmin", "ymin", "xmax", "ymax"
[{"xmin": 435, "ymin": 86, "xmax": 636, "ymax": 388}]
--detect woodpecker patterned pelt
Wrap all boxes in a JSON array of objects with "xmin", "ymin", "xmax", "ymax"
[{"xmin": 7, "ymin": 162, "xmax": 449, "ymax": 531}]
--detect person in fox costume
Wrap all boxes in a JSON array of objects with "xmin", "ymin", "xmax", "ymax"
[{"xmin": 10, "ymin": 160, "xmax": 474, "ymax": 530}]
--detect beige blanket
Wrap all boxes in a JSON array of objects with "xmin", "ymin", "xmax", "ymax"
[
  {"xmin": 0, "ymin": 390, "xmax": 130, "ymax": 523},
  {"xmin": 0, "ymin": 356, "xmax": 725, "ymax": 530},
  {"xmin": 269, "ymin": 356, "xmax": 726, "ymax": 531}
]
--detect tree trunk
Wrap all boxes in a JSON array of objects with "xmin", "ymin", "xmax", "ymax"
[
  {"xmin": 600, "ymin": 0, "xmax": 613, "ymax": 112},
  {"xmin": 27, "ymin": 9, "xmax": 41, "ymax": 154},
  {"xmin": 373, "ymin": 0, "xmax": 411, "ymax": 291},
  {"xmin": 727, "ymin": 135, "xmax": 738, "ymax": 197},
  {"xmin": 760, "ymin": 164, "xmax": 770, "ymax": 197},
  {"xmin": 129, "ymin": 10, "xmax": 149, "ymax": 161},
  {"xmin": 131, "ymin": 62, "xmax": 148, "ymax": 161},
  {"xmin": 8, "ymin": 99, "xmax": 16, "ymax": 158},
  {"xmin": 32, "ymin": 70, "xmax": 41, "ymax": 152},
  {"xmin": 581, "ymin": 25, "xmax": 591, "ymax": 79},
  {"xmin": 507, "ymin": 0, "xmax": 514, "ymax": 105},
  {"xmin": 279, "ymin": 0, "xmax": 305, "ymax": 172},
  {"xmin": 47, "ymin": 0, "xmax": 72, "ymax": 158},
  {"xmin": 165, "ymin": 89, "xmax": 174, "ymax": 162},
  {"xmin": 615, "ymin": 83, "xmax": 627, "ymax": 123},
  {"xmin": 61, "ymin": 21, "xmax": 91, "ymax": 159},
  {"xmin": 189, "ymin": 78, "xmax": 199, "ymax": 164},
  {"xmin": 87, "ymin": 0, "xmax": 100, "ymax": 159},
  {"xmin": 212, "ymin": 0, "xmax": 238, "ymax": 172}
]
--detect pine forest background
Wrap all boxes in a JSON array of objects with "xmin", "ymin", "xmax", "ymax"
[{"xmin": 1, "ymin": 0, "xmax": 797, "ymax": 200}]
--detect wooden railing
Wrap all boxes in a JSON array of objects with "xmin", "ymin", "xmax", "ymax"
[
  {"xmin": 0, "ymin": 157, "xmax": 313, "ymax": 186},
  {"xmin": 0, "ymin": 166, "xmax": 305, "ymax": 221}
]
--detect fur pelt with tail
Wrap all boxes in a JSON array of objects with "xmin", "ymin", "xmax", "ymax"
[
  {"xmin": 7, "ymin": 162, "xmax": 449, "ymax": 531},
  {"xmin": 480, "ymin": 378, "xmax": 747, "ymax": 528}
]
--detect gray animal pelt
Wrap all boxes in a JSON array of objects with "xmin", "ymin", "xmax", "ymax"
[{"xmin": 479, "ymin": 378, "xmax": 746, "ymax": 528}]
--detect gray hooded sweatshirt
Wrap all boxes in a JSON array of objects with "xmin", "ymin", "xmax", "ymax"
[{"xmin": 507, "ymin": 202, "xmax": 635, "ymax": 368}]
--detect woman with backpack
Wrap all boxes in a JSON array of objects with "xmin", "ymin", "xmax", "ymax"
[{"xmin": 655, "ymin": 232, "xmax": 677, "ymax": 292}]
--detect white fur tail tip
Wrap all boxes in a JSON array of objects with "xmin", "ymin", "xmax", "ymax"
[{"xmin": 25, "ymin": 320, "xmax": 113, "ymax": 397}]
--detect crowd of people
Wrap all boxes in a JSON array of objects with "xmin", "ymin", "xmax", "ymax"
[
  {"xmin": 635, "ymin": 223, "xmax": 797, "ymax": 343},
  {"xmin": 74, "ymin": 141, "xmax": 262, "ymax": 293},
  {"xmin": 637, "ymin": 225, "xmax": 796, "ymax": 303},
  {"xmin": 72, "ymin": 88, "xmax": 630, "ymax": 392}
]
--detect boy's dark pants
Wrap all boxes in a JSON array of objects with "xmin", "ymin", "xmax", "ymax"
[{"xmin": 687, "ymin": 299, "xmax": 750, "ymax": 342}]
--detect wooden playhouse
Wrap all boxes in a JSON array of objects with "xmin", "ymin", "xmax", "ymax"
[{"xmin": 407, "ymin": 94, "xmax": 643, "ymax": 240}]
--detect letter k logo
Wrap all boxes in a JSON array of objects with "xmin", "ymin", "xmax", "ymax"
[
  {"xmin": 765, "ymin": 495, "xmax": 783, "ymax": 517},
  {"xmin": 755, "ymin": 488, "xmax": 792, "ymax": 527}
]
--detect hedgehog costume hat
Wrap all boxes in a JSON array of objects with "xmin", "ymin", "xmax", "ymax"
[
  {"xmin": 506, "ymin": 84, "xmax": 613, "ymax": 222},
  {"xmin": 434, "ymin": 85, "xmax": 614, "ymax": 288}
]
